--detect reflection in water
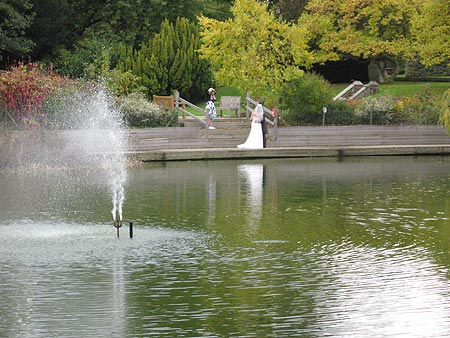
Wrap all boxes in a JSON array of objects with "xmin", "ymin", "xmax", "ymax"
[
  {"xmin": 238, "ymin": 164, "xmax": 264, "ymax": 229},
  {"xmin": 207, "ymin": 173, "xmax": 217, "ymax": 224},
  {"xmin": 1, "ymin": 157, "xmax": 450, "ymax": 337},
  {"xmin": 111, "ymin": 252, "xmax": 126, "ymax": 336}
]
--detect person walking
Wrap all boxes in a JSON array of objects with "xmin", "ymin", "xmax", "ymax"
[{"xmin": 206, "ymin": 88, "xmax": 217, "ymax": 129}]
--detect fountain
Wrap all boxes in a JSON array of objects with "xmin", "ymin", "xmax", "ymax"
[{"xmin": 5, "ymin": 83, "xmax": 128, "ymax": 234}]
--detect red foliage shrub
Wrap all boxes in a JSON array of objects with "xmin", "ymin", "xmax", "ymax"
[{"xmin": 0, "ymin": 62, "xmax": 72, "ymax": 129}]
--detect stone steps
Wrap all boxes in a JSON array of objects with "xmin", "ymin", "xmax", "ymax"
[
  {"xmin": 127, "ymin": 125, "xmax": 450, "ymax": 151},
  {"xmin": 180, "ymin": 117, "xmax": 250, "ymax": 129},
  {"xmin": 271, "ymin": 126, "xmax": 450, "ymax": 147}
]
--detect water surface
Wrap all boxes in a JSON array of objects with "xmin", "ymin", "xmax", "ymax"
[{"xmin": 1, "ymin": 156, "xmax": 450, "ymax": 337}]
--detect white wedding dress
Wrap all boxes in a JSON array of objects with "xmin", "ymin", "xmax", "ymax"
[{"xmin": 237, "ymin": 117, "xmax": 263, "ymax": 149}]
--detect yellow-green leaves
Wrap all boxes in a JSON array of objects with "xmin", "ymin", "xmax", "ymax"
[
  {"xmin": 199, "ymin": 0, "xmax": 311, "ymax": 101},
  {"xmin": 412, "ymin": 0, "xmax": 450, "ymax": 66},
  {"xmin": 298, "ymin": 0, "xmax": 421, "ymax": 61},
  {"xmin": 198, "ymin": 0, "xmax": 448, "ymax": 99}
]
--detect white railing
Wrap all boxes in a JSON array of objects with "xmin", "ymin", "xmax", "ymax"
[{"xmin": 173, "ymin": 91, "xmax": 207, "ymax": 127}]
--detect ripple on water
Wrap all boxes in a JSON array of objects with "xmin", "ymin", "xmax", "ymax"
[
  {"xmin": 310, "ymin": 242, "xmax": 450, "ymax": 337},
  {"xmin": 0, "ymin": 221, "xmax": 210, "ymax": 337},
  {"xmin": 1, "ymin": 221, "xmax": 450, "ymax": 337}
]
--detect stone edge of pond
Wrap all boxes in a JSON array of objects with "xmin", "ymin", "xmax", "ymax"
[{"xmin": 126, "ymin": 144, "xmax": 450, "ymax": 162}]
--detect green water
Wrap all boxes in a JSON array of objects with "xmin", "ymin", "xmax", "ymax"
[{"xmin": 1, "ymin": 156, "xmax": 449, "ymax": 337}]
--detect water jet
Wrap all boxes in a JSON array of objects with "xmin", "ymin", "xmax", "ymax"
[
  {"xmin": 4, "ymin": 83, "xmax": 129, "ymax": 234},
  {"xmin": 113, "ymin": 218, "xmax": 123, "ymax": 237}
]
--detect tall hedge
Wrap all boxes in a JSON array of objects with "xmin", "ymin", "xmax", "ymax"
[{"xmin": 116, "ymin": 18, "xmax": 212, "ymax": 102}]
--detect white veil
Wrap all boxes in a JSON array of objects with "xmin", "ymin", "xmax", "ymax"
[{"xmin": 255, "ymin": 104, "xmax": 264, "ymax": 122}]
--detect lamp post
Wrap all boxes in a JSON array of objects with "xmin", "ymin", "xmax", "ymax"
[{"xmin": 322, "ymin": 107, "xmax": 327, "ymax": 126}]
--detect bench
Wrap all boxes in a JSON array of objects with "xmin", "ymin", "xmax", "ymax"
[
  {"xmin": 217, "ymin": 96, "xmax": 241, "ymax": 117},
  {"xmin": 153, "ymin": 95, "xmax": 186, "ymax": 111}
]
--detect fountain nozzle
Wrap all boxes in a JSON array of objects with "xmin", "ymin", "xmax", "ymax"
[
  {"xmin": 114, "ymin": 219, "xmax": 123, "ymax": 228},
  {"xmin": 113, "ymin": 209, "xmax": 123, "ymax": 237}
]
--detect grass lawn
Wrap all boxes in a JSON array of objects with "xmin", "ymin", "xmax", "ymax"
[
  {"xmin": 331, "ymin": 81, "xmax": 449, "ymax": 98},
  {"xmin": 184, "ymin": 86, "xmax": 244, "ymax": 116},
  {"xmin": 218, "ymin": 82, "xmax": 449, "ymax": 102},
  {"xmin": 184, "ymin": 82, "xmax": 449, "ymax": 116}
]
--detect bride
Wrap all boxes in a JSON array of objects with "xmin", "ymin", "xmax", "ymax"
[{"xmin": 237, "ymin": 104, "xmax": 264, "ymax": 149}]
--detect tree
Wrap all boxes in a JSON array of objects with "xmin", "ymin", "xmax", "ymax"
[
  {"xmin": 198, "ymin": 0, "xmax": 234, "ymax": 21},
  {"xmin": 115, "ymin": 18, "xmax": 212, "ymax": 102},
  {"xmin": 0, "ymin": 0, "xmax": 34, "ymax": 67},
  {"xmin": 67, "ymin": 0, "xmax": 234, "ymax": 49},
  {"xmin": 199, "ymin": 0, "xmax": 313, "ymax": 101},
  {"xmin": 27, "ymin": 0, "xmax": 76, "ymax": 61},
  {"xmin": 299, "ymin": 0, "xmax": 420, "ymax": 61},
  {"xmin": 68, "ymin": 0, "xmax": 139, "ymax": 47},
  {"xmin": 297, "ymin": 0, "xmax": 422, "ymax": 82},
  {"xmin": 268, "ymin": 0, "xmax": 309, "ymax": 22},
  {"xmin": 2, "ymin": 0, "xmax": 236, "ymax": 73},
  {"xmin": 412, "ymin": 0, "xmax": 450, "ymax": 67}
]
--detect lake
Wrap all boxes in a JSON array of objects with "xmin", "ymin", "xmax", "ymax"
[{"xmin": 1, "ymin": 156, "xmax": 449, "ymax": 337}]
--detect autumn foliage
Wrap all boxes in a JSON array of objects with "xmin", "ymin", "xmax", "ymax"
[{"xmin": 0, "ymin": 62, "xmax": 72, "ymax": 129}]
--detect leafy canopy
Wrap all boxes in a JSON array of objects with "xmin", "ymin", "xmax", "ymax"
[
  {"xmin": 116, "ymin": 18, "xmax": 212, "ymax": 102},
  {"xmin": 0, "ymin": 0, "xmax": 34, "ymax": 65},
  {"xmin": 298, "ymin": 0, "xmax": 421, "ymax": 62},
  {"xmin": 412, "ymin": 0, "xmax": 450, "ymax": 66},
  {"xmin": 199, "ymin": 0, "xmax": 313, "ymax": 101}
]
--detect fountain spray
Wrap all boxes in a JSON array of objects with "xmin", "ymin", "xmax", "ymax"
[
  {"xmin": 5, "ymin": 81, "xmax": 129, "ymax": 236},
  {"xmin": 56, "ymin": 83, "xmax": 129, "ymax": 233}
]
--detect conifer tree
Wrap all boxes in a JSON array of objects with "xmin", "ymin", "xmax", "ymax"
[{"xmin": 114, "ymin": 17, "xmax": 211, "ymax": 102}]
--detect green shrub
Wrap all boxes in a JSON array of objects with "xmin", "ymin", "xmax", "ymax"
[
  {"xmin": 53, "ymin": 35, "xmax": 113, "ymax": 80},
  {"xmin": 42, "ymin": 82, "xmax": 84, "ymax": 129},
  {"xmin": 119, "ymin": 92, "xmax": 178, "ymax": 128},
  {"xmin": 280, "ymin": 73, "xmax": 333, "ymax": 125},
  {"xmin": 324, "ymin": 101, "xmax": 357, "ymax": 125},
  {"xmin": 405, "ymin": 60, "xmax": 427, "ymax": 79},
  {"xmin": 355, "ymin": 96, "xmax": 397, "ymax": 125},
  {"xmin": 426, "ymin": 62, "xmax": 450, "ymax": 77},
  {"xmin": 397, "ymin": 85, "xmax": 441, "ymax": 124},
  {"xmin": 105, "ymin": 69, "xmax": 145, "ymax": 98},
  {"xmin": 405, "ymin": 59, "xmax": 450, "ymax": 79},
  {"xmin": 355, "ymin": 85, "xmax": 442, "ymax": 125},
  {"xmin": 439, "ymin": 89, "xmax": 450, "ymax": 130}
]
